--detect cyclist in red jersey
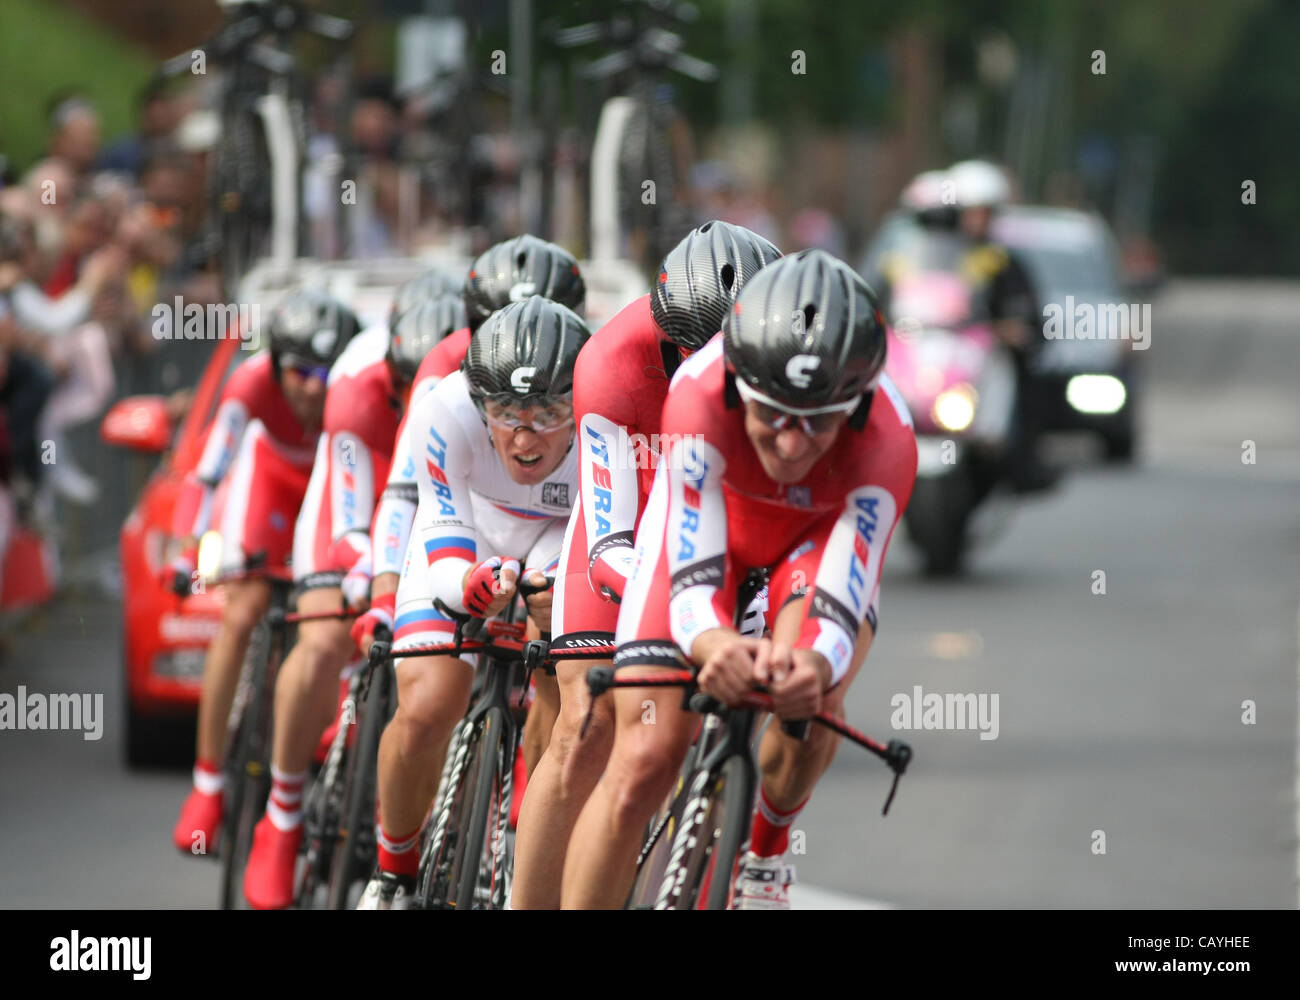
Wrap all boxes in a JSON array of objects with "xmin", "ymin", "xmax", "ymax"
[
  {"xmin": 511, "ymin": 222, "xmax": 781, "ymax": 909},
  {"xmin": 242, "ymin": 299, "xmax": 433, "ymax": 908},
  {"xmin": 170, "ymin": 291, "xmax": 360, "ymax": 854},
  {"xmin": 562, "ymin": 250, "xmax": 917, "ymax": 909}
]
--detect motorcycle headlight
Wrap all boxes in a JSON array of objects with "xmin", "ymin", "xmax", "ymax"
[{"xmin": 933, "ymin": 384, "xmax": 977, "ymax": 432}]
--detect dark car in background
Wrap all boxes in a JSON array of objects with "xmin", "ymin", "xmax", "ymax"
[{"xmin": 992, "ymin": 206, "xmax": 1142, "ymax": 462}]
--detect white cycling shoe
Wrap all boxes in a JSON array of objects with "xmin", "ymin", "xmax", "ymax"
[
  {"xmin": 733, "ymin": 852, "xmax": 796, "ymax": 910},
  {"xmin": 356, "ymin": 871, "xmax": 414, "ymax": 910}
]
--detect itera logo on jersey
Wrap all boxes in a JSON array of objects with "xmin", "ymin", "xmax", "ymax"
[
  {"xmin": 845, "ymin": 494, "xmax": 879, "ymax": 612},
  {"xmin": 785, "ymin": 354, "xmax": 821, "ymax": 389},
  {"xmin": 424, "ymin": 427, "xmax": 456, "ymax": 516},
  {"xmin": 585, "ymin": 425, "xmax": 613, "ymax": 538},
  {"xmin": 677, "ymin": 443, "xmax": 709, "ymax": 561},
  {"xmin": 511, "ymin": 366, "xmax": 537, "ymax": 393}
]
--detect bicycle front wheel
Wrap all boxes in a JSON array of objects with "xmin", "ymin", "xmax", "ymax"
[
  {"xmin": 218, "ymin": 620, "xmax": 275, "ymax": 910},
  {"xmin": 325, "ymin": 661, "xmax": 391, "ymax": 910},
  {"xmin": 653, "ymin": 754, "xmax": 753, "ymax": 910},
  {"xmin": 453, "ymin": 707, "xmax": 514, "ymax": 910}
]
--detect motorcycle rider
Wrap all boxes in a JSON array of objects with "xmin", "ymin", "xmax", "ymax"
[{"xmin": 873, "ymin": 161, "xmax": 1051, "ymax": 492}]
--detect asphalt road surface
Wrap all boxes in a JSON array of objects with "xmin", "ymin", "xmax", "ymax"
[{"xmin": 2, "ymin": 280, "xmax": 1297, "ymax": 909}]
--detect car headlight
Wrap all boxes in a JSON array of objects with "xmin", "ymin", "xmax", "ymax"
[
  {"xmin": 1066, "ymin": 375, "xmax": 1126, "ymax": 415},
  {"xmin": 196, "ymin": 530, "xmax": 224, "ymax": 581},
  {"xmin": 933, "ymin": 384, "xmax": 977, "ymax": 432}
]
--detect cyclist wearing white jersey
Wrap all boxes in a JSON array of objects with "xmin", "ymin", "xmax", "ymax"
[{"xmin": 358, "ymin": 296, "xmax": 590, "ymax": 908}]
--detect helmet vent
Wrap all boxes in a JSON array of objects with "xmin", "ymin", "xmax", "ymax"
[
  {"xmin": 802, "ymin": 304, "xmax": 818, "ymax": 336},
  {"xmin": 719, "ymin": 263, "xmax": 735, "ymax": 292}
]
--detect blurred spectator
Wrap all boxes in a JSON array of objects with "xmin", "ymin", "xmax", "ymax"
[
  {"xmin": 98, "ymin": 81, "xmax": 181, "ymax": 179},
  {"xmin": 45, "ymin": 92, "xmax": 102, "ymax": 185},
  {"xmin": 348, "ymin": 75, "xmax": 404, "ymax": 258},
  {"xmin": 0, "ymin": 197, "xmax": 124, "ymax": 504}
]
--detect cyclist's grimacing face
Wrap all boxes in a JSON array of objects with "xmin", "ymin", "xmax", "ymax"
[
  {"xmin": 743, "ymin": 402, "xmax": 847, "ymax": 484},
  {"xmin": 485, "ymin": 399, "xmax": 575, "ymax": 485}
]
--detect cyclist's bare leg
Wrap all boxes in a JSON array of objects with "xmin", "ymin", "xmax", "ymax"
[
  {"xmin": 521, "ymin": 671, "xmax": 558, "ymax": 775},
  {"xmin": 376, "ymin": 653, "xmax": 474, "ymax": 843},
  {"xmin": 269, "ymin": 586, "xmax": 353, "ymax": 776},
  {"xmin": 756, "ymin": 598, "xmax": 874, "ymax": 810},
  {"xmin": 195, "ymin": 577, "xmax": 271, "ymax": 765},
  {"xmin": 560, "ymin": 672, "xmax": 696, "ymax": 909},
  {"xmin": 512, "ymin": 656, "xmax": 615, "ymax": 910}
]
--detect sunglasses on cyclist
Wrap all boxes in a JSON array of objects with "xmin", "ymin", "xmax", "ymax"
[
  {"xmin": 483, "ymin": 397, "xmax": 575, "ymax": 433},
  {"xmin": 282, "ymin": 355, "xmax": 331, "ymax": 382},
  {"xmin": 735, "ymin": 379, "xmax": 860, "ymax": 436}
]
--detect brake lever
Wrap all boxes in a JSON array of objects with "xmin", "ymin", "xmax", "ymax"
[
  {"xmin": 361, "ymin": 624, "xmax": 392, "ymax": 705},
  {"xmin": 579, "ymin": 666, "xmax": 615, "ymax": 739},
  {"xmin": 519, "ymin": 639, "xmax": 548, "ymax": 708}
]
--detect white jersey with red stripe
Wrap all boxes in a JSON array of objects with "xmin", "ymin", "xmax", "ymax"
[
  {"xmin": 617, "ymin": 337, "xmax": 917, "ymax": 685},
  {"xmin": 400, "ymin": 370, "xmax": 578, "ymax": 618}
]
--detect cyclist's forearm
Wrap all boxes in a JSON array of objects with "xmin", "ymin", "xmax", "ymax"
[
  {"xmin": 371, "ymin": 482, "xmax": 416, "ymax": 577},
  {"xmin": 689, "ymin": 626, "xmax": 742, "ymax": 669},
  {"xmin": 370, "ymin": 571, "xmax": 399, "ymax": 600}
]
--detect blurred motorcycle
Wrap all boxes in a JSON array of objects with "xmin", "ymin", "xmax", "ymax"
[{"xmin": 886, "ymin": 269, "xmax": 1019, "ymax": 575}]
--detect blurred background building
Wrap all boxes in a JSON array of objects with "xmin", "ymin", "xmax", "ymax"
[{"xmin": 1, "ymin": 0, "xmax": 1294, "ymax": 276}]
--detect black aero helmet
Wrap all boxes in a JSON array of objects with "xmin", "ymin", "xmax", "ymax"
[
  {"xmin": 723, "ymin": 249, "xmax": 887, "ymax": 411},
  {"xmin": 463, "ymin": 235, "xmax": 585, "ymax": 332},
  {"xmin": 387, "ymin": 292, "xmax": 468, "ymax": 381},
  {"xmin": 651, "ymin": 220, "xmax": 782, "ymax": 351},
  {"xmin": 462, "ymin": 296, "xmax": 591, "ymax": 411},
  {"xmin": 389, "ymin": 266, "xmax": 465, "ymax": 326},
  {"xmin": 268, "ymin": 289, "xmax": 361, "ymax": 374}
]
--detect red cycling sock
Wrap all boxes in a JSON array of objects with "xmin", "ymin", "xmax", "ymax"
[
  {"xmin": 377, "ymin": 825, "xmax": 422, "ymax": 877},
  {"xmin": 749, "ymin": 788, "xmax": 809, "ymax": 858},
  {"xmin": 193, "ymin": 758, "xmax": 224, "ymax": 795}
]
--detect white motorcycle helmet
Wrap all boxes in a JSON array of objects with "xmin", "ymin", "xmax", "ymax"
[
  {"xmin": 900, "ymin": 169, "xmax": 952, "ymax": 212},
  {"xmin": 949, "ymin": 159, "xmax": 1012, "ymax": 209}
]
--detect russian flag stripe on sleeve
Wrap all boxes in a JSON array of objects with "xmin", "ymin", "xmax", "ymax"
[{"xmin": 425, "ymin": 535, "xmax": 477, "ymax": 564}]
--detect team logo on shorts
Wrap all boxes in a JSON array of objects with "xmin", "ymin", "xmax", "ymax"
[{"xmin": 542, "ymin": 482, "xmax": 569, "ymax": 507}]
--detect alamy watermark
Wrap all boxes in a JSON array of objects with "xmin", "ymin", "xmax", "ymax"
[
  {"xmin": 50, "ymin": 931, "xmax": 150, "ymax": 980},
  {"xmin": 1043, "ymin": 297, "xmax": 1151, "ymax": 350},
  {"xmin": 614, "ymin": 428, "xmax": 705, "ymax": 470},
  {"xmin": 890, "ymin": 684, "xmax": 999, "ymax": 740},
  {"xmin": 0, "ymin": 686, "xmax": 104, "ymax": 740},
  {"xmin": 151, "ymin": 297, "xmax": 260, "ymax": 347}
]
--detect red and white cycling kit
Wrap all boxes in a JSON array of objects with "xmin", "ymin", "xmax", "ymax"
[
  {"xmin": 551, "ymin": 294, "xmax": 678, "ymax": 651},
  {"xmin": 370, "ymin": 326, "xmax": 470, "ymax": 580},
  {"xmin": 172, "ymin": 352, "xmax": 318, "ymax": 573},
  {"xmin": 292, "ymin": 327, "xmax": 403, "ymax": 592},
  {"xmin": 615, "ymin": 337, "xmax": 918, "ymax": 685},
  {"xmin": 392, "ymin": 369, "xmax": 578, "ymax": 654}
]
